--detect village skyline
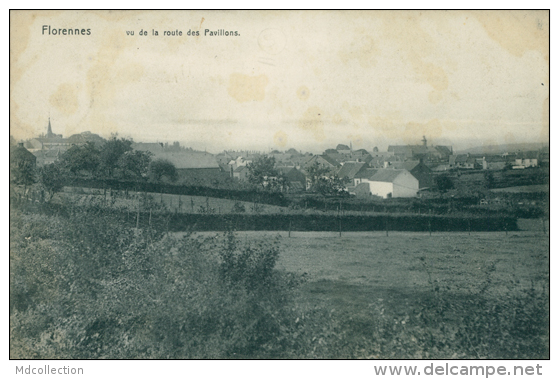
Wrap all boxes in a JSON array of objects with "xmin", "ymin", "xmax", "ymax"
[{"xmin": 16, "ymin": 115, "xmax": 550, "ymax": 156}]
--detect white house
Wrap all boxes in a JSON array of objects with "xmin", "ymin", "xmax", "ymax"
[
  {"xmin": 354, "ymin": 169, "xmax": 418, "ymax": 198},
  {"xmin": 514, "ymin": 152, "xmax": 538, "ymax": 168}
]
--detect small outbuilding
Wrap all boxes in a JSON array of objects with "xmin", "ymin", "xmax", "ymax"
[{"xmin": 354, "ymin": 169, "xmax": 418, "ymax": 199}]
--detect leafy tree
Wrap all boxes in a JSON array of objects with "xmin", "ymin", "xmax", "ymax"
[
  {"xmin": 306, "ymin": 162, "xmax": 332, "ymax": 188},
  {"xmin": 434, "ymin": 174, "xmax": 454, "ymax": 193},
  {"xmin": 10, "ymin": 146, "xmax": 36, "ymax": 188},
  {"xmin": 484, "ymin": 171, "xmax": 495, "ymax": 189},
  {"xmin": 313, "ymin": 175, "xmax": 350, "ymax": 197},
  {"xmin": 60, "ymin": 142, "xmax": 100, "ymax": 176},
  {"xmin": 117, "ymin": 150, "xmax": 153, "ymax": 180},
  {"xmin": 148, "ymin": 159, "xmax": 178, "ymax": 183},
  {"xmin": 247, "ymin": 156, "xmax": 279, "ymax": 190},
  {"xmin": 99, "ymin": 135, "xmax": 132, "ymax": 177},
  {"xmin": 37, "ymin": 162, "xmax": 65, "ymax": 202}
]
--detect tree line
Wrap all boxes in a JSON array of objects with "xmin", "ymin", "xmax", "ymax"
[{"xmin": 10, "ymin": 135, "xmax": 178, "ymax": 201}]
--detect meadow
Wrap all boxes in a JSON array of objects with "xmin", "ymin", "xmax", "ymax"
[
  {"xmin": 198, "ymin": 230, "xmax": 550, "ymax": 358},
  {"xmin": 10, "ymin": 194, "xmax": 549, "ymax": 359}
]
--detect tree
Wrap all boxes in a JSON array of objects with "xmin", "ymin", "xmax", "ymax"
[
  {"xmin": 434, "ymin": 174, "xmax": 454, "ymax": 193},
  {"xmin": 313, "ymin": 175, "xmax": 350, "ymax": 197},
  {"xmin": 306, "ymin": 162, "xmax": 331, "ymax": 188},
  {"xmin": 484, "ymin": 171, "xmax": 495, "ymax": 189},
  {"xmin": 148, "ymin": 159, "xmax": 178, "ymax": 183},
  {"xmin": 99, "ymin": 135, "xmax": 133, "ymax": 177},
  {"xmin": 247, "ymin": 156, "xmax": 279, "ymax": 190},
  {"xmin": 117, "ymin": 150, "xmax": 153, "ymax": 181},
  {"xmin": 60, "ymin": 142, "xmax": 100, "ymax": 176},
  {"xmin": 37, "ymin": 162, "xmax": 65, "ymax": 202},
  {"xmin": 10, "ymin": 145, "xmax": 36, "ymax": 188}
]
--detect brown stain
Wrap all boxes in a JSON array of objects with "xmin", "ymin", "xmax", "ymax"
[
  {"xmin": 339, "ymin": 34, "xmax": 378, "ymax": 68},
  {"xmin": 298, "ymin": 106, "xmax": 325, "ymax": 141},
  {"xmin": 428, "ymin": 90, "xmax": 444, "ymax": 104},
  {"xmin": 89, "ymin": 9, "xmax": 145, "ymax": 22},
  {"xmin": 227, "ymin": 73, "xmax": 268, "ymax": 103},
  {"xmin": 296, "ymin": 85, "xmax": 310, "ymax": 101},
  {"xmin": 85, "ymin": 30, "xmax": 143, "ymax": 135},
  {"xmin": 273, "ymin": 130, "xmax": 288, "ymax": 147},
  {"xmin": 402, "ymin": 119, "xmax": 444, "ymax": 144},
  {"xmin": 380, "ymin": 13, "xmax": 450, "ymax": 103},
  {"xmin": 408, "ymin": 52, "xmax": 449, "ymax": 104},
  {"xmin": 367, "ymin": 116, "xmax": 404, "ymax": 140},
  {"xmin": 10, "ymin": 11, "xmax": 64, "ymax": 139},
  {"xmin": 348, "ymin": 106, "xmax": 364, "ymax": 122},
  {"xmin": 49, "ymin": 83, "xmax": 81, "ymax": 115},
  {"xmin": 472, "ymin": 10, "xmax": 549, "ymax": 61},
  {"xmin": 331, "ymin": 113, "xmax": 343, "ymax": 125},
  {"xmin": 383, "ymin": 117, "xmax": 457, "ymax": 146}
]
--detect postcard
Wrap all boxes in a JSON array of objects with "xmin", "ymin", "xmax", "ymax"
[{"xmin": 9, "ymin": 10, "xmax": 549, "ymax": 364}]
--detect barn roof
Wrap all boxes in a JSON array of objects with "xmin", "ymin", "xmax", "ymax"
[
  {"xmin": 152, "ymin": 151, "xmax": 220, "ymax": 169},
  {"xmin": 337, "ymin": 162, "xmax": 366, "ymax": 179},
  {"xmin": 390, "ymin": 161, "xmax": 420, "ymax": 171},
  {"xmin": 369, "ymin": 169, "xmax": 409, "ymax": 183}
]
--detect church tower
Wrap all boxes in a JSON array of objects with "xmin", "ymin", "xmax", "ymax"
[{"xmin": 47, "ymin": 118, "xmax": 54, "ymax": 138}]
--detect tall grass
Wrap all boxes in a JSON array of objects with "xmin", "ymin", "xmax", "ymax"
[{"xmin": 10, "ymin": 203, "xmax": 548, "ymax": 358}]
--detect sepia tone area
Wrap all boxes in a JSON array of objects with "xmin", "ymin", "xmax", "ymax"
[{"xmin": 10, "ymin": 10, "xmax": 549, "ymax": 359}]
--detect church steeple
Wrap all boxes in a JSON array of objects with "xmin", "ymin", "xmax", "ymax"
[{"xmin": 47, "ymin": 117, "xmax": 53, "ymax": 138}]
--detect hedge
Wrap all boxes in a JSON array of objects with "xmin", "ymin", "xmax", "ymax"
[
  {"xmin": 61, "ymin": 177, "xmax": 287, "ymax": 206},
  {"xmin": 11, "ymin": 199, "xmax": 518, "ymax": 232}
]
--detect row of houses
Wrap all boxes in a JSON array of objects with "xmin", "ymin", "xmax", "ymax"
[
  {"xmin": 441, "ymin": 151, "xmax": 548, "ymax": 171},
  {"xmin": 19, "ymin": 121, "xmax": 546, "ymax": 198},
  {"xmin": 221, "ymin": 146, "xmax": 428, "ymax": 198}
]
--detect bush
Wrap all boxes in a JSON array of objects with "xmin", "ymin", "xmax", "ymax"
[
  {"xmin": 231, "ymin": 201, "xmax": 246, "ymax": 213},
  {"xmin": 10, "ymin": 206, "xmax": 303, "ymax": 358}
]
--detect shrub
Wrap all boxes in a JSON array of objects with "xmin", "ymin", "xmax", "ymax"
[
  {"xmin": 231, "ymin": 201, "xmax": 246, "ymax": 213},
  {"xmin": 10, "ymin": 206, "xmax": 303, "ymax": 358}
]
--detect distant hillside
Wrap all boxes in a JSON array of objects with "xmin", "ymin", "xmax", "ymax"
[{"xmin": 456, "ymin": 143, "xmax": 549, "ymax": 155}]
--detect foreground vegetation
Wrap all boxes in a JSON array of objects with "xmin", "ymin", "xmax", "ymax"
[{"xmin": 10, "ymin": 204, "xmax": 548, "ymax": 359}]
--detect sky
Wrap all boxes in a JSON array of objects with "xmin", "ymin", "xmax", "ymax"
[{"xmin": 10, "ymin": 10, "xmax": 549, "ymax": 154}]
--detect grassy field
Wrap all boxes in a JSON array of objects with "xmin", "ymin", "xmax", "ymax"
[
  {"xmin": 59, "ymin": 186, "xmax": 286, "ymax": 214},
  {"xmin": 189, "ymin": 229, "xmax": 549, "ymax": 358},
  {"xmin": 11, "ymin": 197, "xmax": 549, "ymax": 358},
  {"xmin": 490, "ymin": 184, "xmax": 549, "ymax": 193},
  {"xmin": 197, "ymin": 230, "xmax": 548, "ymax": 306}
]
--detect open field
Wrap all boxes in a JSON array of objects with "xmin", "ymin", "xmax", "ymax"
[
  {"xmin": 60, "ymin": 186, "xmax": 286, "ymax": 214},
  {"xmin": 490, "ymin": 184, "xmax": 549, "ymax": 193},
  {"xmin": 196, "ymin": 230, "xmax": 548, "ymax": 302},
  {"xmin": 191, "ymin": 230, "xmax": 549, "ymax": 358},
  {"xmin": 10, "ymin": 201, "xmax": 549, "ymax": 358}
]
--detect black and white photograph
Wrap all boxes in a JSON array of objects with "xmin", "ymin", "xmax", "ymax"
[{"xmin": 9, "ymin": 9, "xmax": 550, "ymax": 368}]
